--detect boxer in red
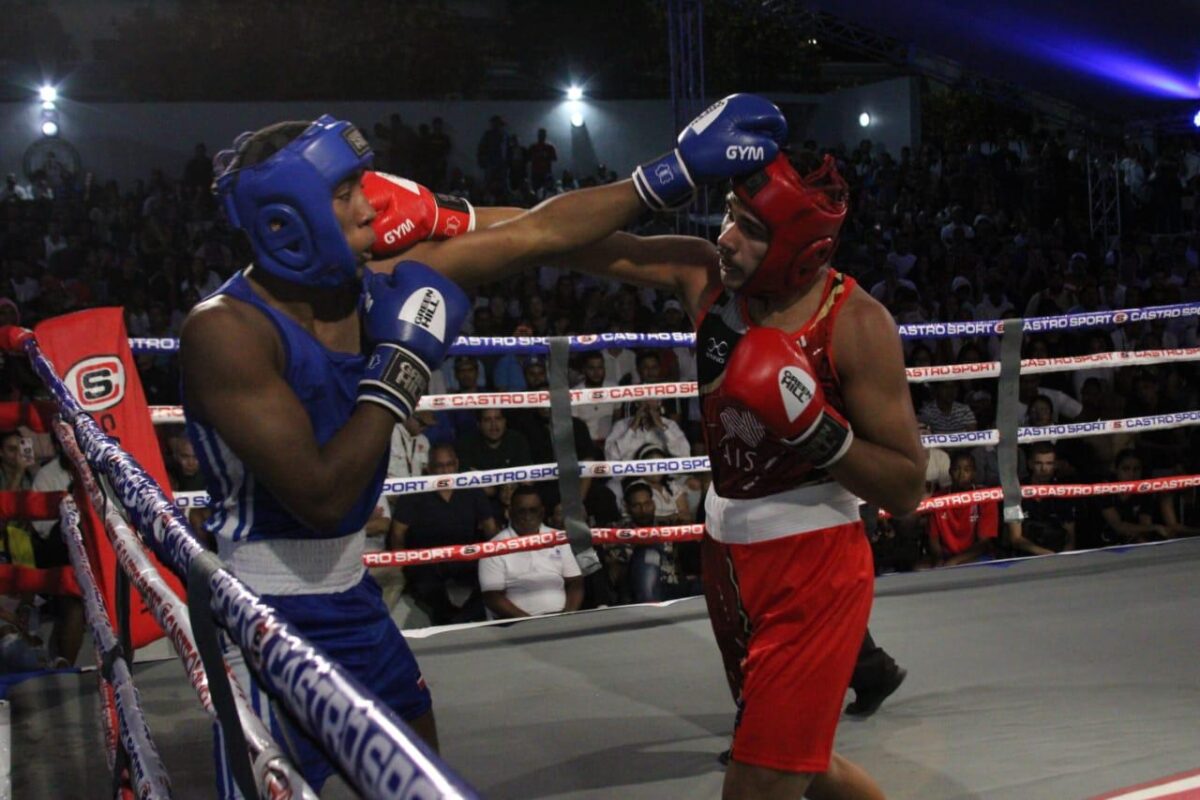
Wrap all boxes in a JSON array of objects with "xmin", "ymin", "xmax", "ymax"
[{"xmin": 566, "ymin": 150, "xmax": 926, "ymax": 799}]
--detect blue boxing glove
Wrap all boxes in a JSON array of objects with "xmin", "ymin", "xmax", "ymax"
[
  {"xmin": 358, "ymin": 261, "xmax": 469, "ymax": 420},
  {"xmin": 632, "ymin": 93, "xmax": 788, "ymax": 211}
]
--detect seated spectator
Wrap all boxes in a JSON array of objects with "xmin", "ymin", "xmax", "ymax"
[
  {"xmin": 456, "ymin": 409, "xmax": 533, "ymax": 475},
  {"xmin": 390, "ymin": 443, "xmax": 498, "ymax": 625},
  {"xmin": 1005, "ymin": 442, "xmax": 1075, "ymax": 556},
  {"xmin": 165, "ymin": 432, "xmax": 206, "ymax": 491},
  {"xmin": 604, "ymin": 399, "xmax": 690, "ymax": 505},
  {"xmin": 0, "ymin": 431, "xmax": 35, "ymax": 491},
  {"xmin": 621, "ymin": 479, "xmax": 664, "ymax": 603},
  {"xmin": 29, "ymin": 450, "xmax": 83, "ymax": 665},
  {"xmin": 1126, "ymin": 370, "xmax": 1187, "ymax": 476},
  {"xmin": 633, "ymin": 443, "xmax": 692, "ymax": 523},
  {"xmin": 1090, "ymin": 449, "xmax": 1170, "ymax": 546},
  {"xmin": 926, "ymin": 452, "xmax": 999, "ymax": 567},
  {"xmin": 388, "ymin": 411, "xmax": 433, "ymax": 480},
  {"xmin": 572, "ymin": 351, "xmax": 616, "ymax": 450},
  {"xmin": 491, "ymin": 327, "xmax": 536, "ymax": 391},
  {"xmin": 1153, "ymin": 489, "xmax": 1200, "ymax": 539},
  {"xmin": 1016, "ymin": 373, "xmax": 1081, "ymax": 423},
  {"xmin": 478, "ymin": 486, "xmax": 583, "ymax": 619},
  {"xmin": 443, "ymin": 355, "xmax": 487, "ymax": 441},
  {"xmin": 622, "ymin": 350, "xmax": 683, "ymax": 423},
  {"xmin": 605, "ymin": 400, "xmax": 690, "ymax": 463},
  {"xmin": 918, "ymin": 380, "xmax": 977, "ymax": 434}
]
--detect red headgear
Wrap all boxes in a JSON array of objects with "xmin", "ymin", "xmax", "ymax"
[{"xmin": 732, "ymin": 153, "xmax": 848, "ymax": 296}]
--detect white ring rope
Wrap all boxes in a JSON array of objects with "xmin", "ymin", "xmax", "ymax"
[
  {"xmin": 365, "ymin": 473, "xmax": 1200, "ymax": 565},
  {"xmin": 149, "ymin": 346, "xmax": 1200, "ymax": 424},
  {"xmin": 170, "ymin": 408, "xmax": 1200, "ymax": 510}
]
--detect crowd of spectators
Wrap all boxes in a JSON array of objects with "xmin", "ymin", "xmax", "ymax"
[{"xmin": 1, "ymin": 112, "xmax": 1200, "ymax": 640}]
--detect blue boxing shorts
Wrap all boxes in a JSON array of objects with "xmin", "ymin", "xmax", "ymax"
[{"xmin": 217, "ymin": 573, "xmax": 431, "ymax": 795}]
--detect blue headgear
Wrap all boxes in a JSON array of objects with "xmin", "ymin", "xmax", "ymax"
[{"xmin": 213, "ymin": 114, "xmax": 373, "ymax": 287}]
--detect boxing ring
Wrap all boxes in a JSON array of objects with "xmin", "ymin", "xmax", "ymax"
[{"xmin": 4, "ymin": 301, "xmax": 1200, "ymax": 799}]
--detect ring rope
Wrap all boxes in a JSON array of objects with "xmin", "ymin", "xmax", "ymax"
[
  {"xmin": 59, "ymin": 495, "xmax": 173, "ymax": 799},
  {"xmin": 148, "ymin": 346, "xmax": 1200, "ymax": 424},
  {"xmin": 130, "ymin": 301, "xmax": 1200, "ymax": 357},
  {"xmin": 366, "ymin": 475, "xmax": 1200, "ymax": 567},
  {"xmin": 52, "ymin": 417, "xmax": 318, "ymax": 799},
  {"xmin": 22, "ymin": 337, "xmax": 478, "ymax": 800},
  {"xmin": 169, "ymin": 409, "xmax": 1200, "ymax": 511}
]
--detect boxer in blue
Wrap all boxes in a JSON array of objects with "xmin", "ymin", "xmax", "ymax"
[{"xmin": 181, "ymin": 99, "xmax": 787, "ymax": 793}]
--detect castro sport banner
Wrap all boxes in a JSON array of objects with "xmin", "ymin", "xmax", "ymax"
[{"xmin": 36, "ymin": 307, "xmax": 184, "ymax": 648}]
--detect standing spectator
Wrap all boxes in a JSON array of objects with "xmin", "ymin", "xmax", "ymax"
[
  {"xmin": 926, "ymin": 452, "xmax": 999, "ymax": 567},
  {"xmin": 528, "ymin": 128, "xmax": 558, "ymax": 189},
  {"xmin": 478, "ymin": 486, "xmax": 583, "ymax": 619},
  {"xmin": 1005, "ymin": 442, "xmax": 1075, "ymax": 556},
  {"xmin": 476, "ymin": 115, "xmax": 508, "ymax": 196},
  {"xmin": 426, "ymin": 117, "xmax": 452, "ymax": 190},
  {"xmin": 391, "ymin": 444, "xmax": 498, "ymax": 625},
  {"xmin": 182, "ymin": 144, "xmax": 213, "ymax": 194},
  {"xmin": 506, "ymin": 134, "xmax": 528, "ymax": 193},
  {"xmin": 388, "ymin": 113, "xmax": 417, "ymax": 176},
  {"xmin": 0, "ymin": 174, "xmax": 31, "ymax": 203}
]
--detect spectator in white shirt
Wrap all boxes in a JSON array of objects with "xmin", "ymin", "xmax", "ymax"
[
  {"xmin": 572, "ymin": 351, "xmax": 616, "ymax": 449},
  {"xmin": 479, "ymin": 486, "xmax": 583, "ymax": 619},
  {"xmin": 388, "ymin": 411, "xmax": 433, "ymax": 480}
]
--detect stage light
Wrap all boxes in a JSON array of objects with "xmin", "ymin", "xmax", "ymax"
[
  {"xmin": 1193, "ymin": 109, "xmax": 1200, "ymax": 128},
  {"xmin": 39, "ymin": 85, "xmax": 57, "ymax": 103},
  {"xmin": 567, "ymin": 86, "xmax": 584, "ymax": 101},
  {"xmin": 39, "ymin": 101, "xmax": 60, "ymax": 137},
  {"xmin": 571, "ymin": 112, "xmax": 585, "ymax": 128},
  {"xmin": 859, "ymin": 112, "xmax": 872, "ymax": 127}
]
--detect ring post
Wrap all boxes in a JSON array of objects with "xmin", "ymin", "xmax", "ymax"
[
  {"xmin": 186, "ymin": 550, "xmax": 258, "ymax": 800},
  {"xmin": 995, "ymin": 317, "xmax": 1026, "ymax": 522},
  {"xmin": 548, "ymin": 336, "xmax": 600, "ymax": 575}
]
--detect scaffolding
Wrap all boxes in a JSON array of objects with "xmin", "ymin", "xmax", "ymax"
[
  {"xmin": 666, "ymin": 0, "xmax": 717, "ymax": 236},
  {"xmin": 1086, "ymin": 150, "xmax": 1123, "ymax": 246}
]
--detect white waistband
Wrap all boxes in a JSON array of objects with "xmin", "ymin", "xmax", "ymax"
[
  {"xmin": 704, "ymin": 482, "xmax": 860, "ymax": 545},
  {"xmin": 218, "ymin": 532, "xmax": 366, "ymax": 595}
]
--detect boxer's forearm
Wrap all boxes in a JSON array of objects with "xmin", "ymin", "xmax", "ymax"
[{"xmin": 829, "ymin": 439, "xmax": 926, "ymax": 517}]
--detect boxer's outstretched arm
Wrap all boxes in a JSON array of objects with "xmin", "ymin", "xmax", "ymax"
[
  {"xmin": 557, "ymin": 231, "xmax": 718, "ymax": 318},
  {"xmin": 403, "ymin": 180, "xmax": 645, "ymax": 287},
  {"xmin": 829, "ymin": 291, "xmax": 928, "ymax": 516},
  {"xmin": 367, "ymin": 206, "xmax": 525, "ymax": 277},
  {"xmin": 181, "ymin": 298, "xmax": 396, "ymax": 534}
]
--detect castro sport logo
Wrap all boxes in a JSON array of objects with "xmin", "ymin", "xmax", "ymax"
[{"xmin": 64, "ymin": 356, "xmax": 126, "ymax": 411}]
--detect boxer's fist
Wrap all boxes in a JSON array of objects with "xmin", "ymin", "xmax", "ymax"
[
  {"xmin": 633, "ymin": 94, "xmax": 787, "ymax": 211},
  {"xmin": 358, "ymin": 261, "xmax": 469, "ymax": 419},
  {"xmin": 723, "ymin": 327, "xmax": 852, "ymax": 469},
  {"xmin": 362, "ymin": 171, "xmax": 475, "ymax": 258}
]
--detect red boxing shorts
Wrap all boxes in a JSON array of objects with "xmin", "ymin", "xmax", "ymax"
[{"xmin": 702, "ymin": 521, "xmax": 874, "ymax": 773}]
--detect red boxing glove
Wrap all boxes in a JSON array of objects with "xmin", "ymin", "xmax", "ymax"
[
  {"xmin": 723, "ymin": 327, "xmax": 853, "ymax": 469},
  {"xmin": 362, "ymin": 171, "xmax": 475, "ymax": 258}
]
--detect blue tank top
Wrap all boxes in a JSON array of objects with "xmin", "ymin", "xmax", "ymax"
[{"xmin": 183, "ymin": 272, "xmax": 387, "ymax": 543}]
